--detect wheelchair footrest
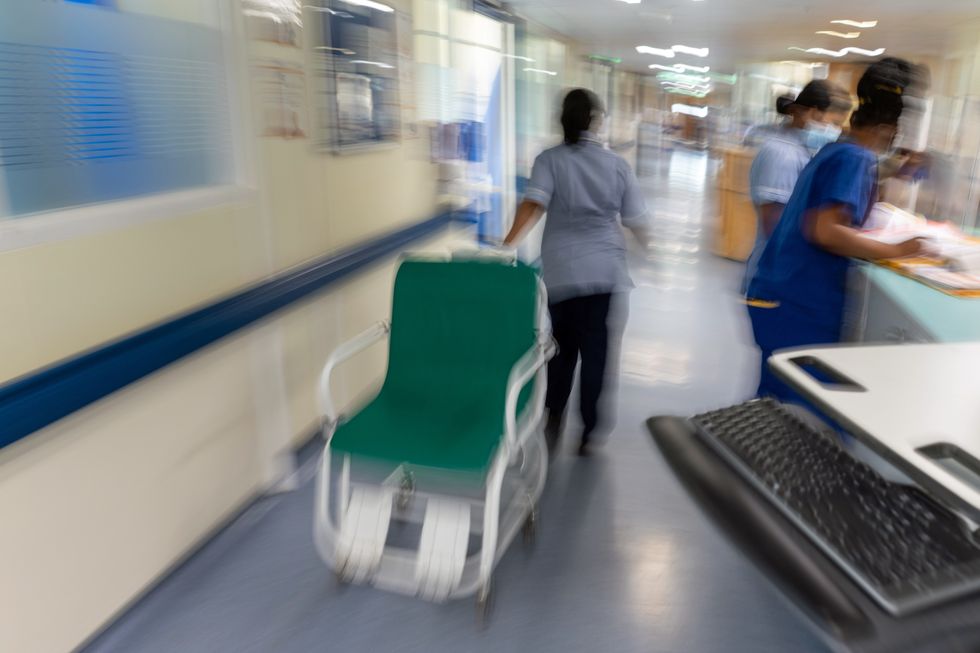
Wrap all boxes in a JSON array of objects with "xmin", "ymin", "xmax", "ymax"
[
  {"xmin": 415, "ymin": 498, "xmax": 471, "ymax": 602},
  {"xmin": 336, "ymin": 486, "xmax": 394, "ymax": 584}
]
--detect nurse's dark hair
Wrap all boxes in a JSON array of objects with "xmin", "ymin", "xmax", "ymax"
[
  {"xmin": 561, "ymin": 88, "xmax": 603, "ymax": 145},
  {"xmin": 775, "ymin": 94, "xmax": 794, "ymax": 115},
  {"xmin": 792, "ymin": 80, "xmax": 851, "ymax": 113},
  {"xmin": 851, "ymin": 57, "xmax": 913, "ymax": 128}
]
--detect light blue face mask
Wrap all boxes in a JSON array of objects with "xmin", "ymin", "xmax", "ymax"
[{"xmin": 803, "ymin": 122, "xmax": 842, "ymax": 153}]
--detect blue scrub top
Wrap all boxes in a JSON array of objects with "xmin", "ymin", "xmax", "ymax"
[{"xmin": 747, "ymin": 141, "xmax": 878, "ymax": 330}]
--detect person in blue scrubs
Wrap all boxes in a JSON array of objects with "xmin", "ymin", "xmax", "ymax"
[
  {"xmin": 743, "ymin": 80, "xmax": 852, "ymax": 290},
  {"xmin": 746, "ymin": 59, "xmax": 924, "ymax": 401},
  {"xmin": 503, "ymin": 89, "xmax": 648, "ymax": 455}
]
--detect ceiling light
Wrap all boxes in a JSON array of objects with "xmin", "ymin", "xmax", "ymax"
[
  {"xmin": 651, "ymin": 63, "xmax": 711, "ymax": 73},
  {"xmin": 505, "ymin": 54, "xmax": 535, "ymax": 62},
  {"xmin": 662, "ymin": 80, "xmax": 712, "ymax": 93},
  {"xmin": 816, "ymin": 30, "xmax": 860, "ymax": 38},
  {"xmin": 637, "ymin": 46, "xmax": 675, "ymax": 58},
  {"xmin": 671, "ymin": 45, "xmax": 709, "ymax": 57},
  {"xmin": 338, "ymin": 0, "xmax": 394, "ymax": 12},
  {"xmin": 658, "ymin": 73, "xmax": 711, "ymax": 84},
  {"xmin": 779, "ymin": 60, "xmax": 826, "ymax": 67},
  {"xmin": 665, "ymin": 87, "xmax": 712, "ymax": 96},
  {"xmin": 788, "ymin": 46, "xmax": 885, "ymax": 57},
  {"xmin": 831, "ymin": 19, "xmax": 877, "ymax": 28},
  {"xmin": 636, "ymin": 44, "xmax": 709, "ymax": 58},
  {"xmin": 657, "ymin": 70, "xmax": 734, "ymax": 85},
  {"xmin": 662, "ymin": 79, "xmax": 711, "ymax": 87},
  {"xmin": 672, "ymin": 104, "xmax": 708, "ymax": 118},
  {"xmin": 667, "ymin": 88, "xmax": 709, "ymax": 98},
  {"xmin": 524, "ymin": 67, "xmax": 558, "ymax": 76},
  {"xmin": 844, "ymin": 47, "xmax": 884, "ymax": 56},
  {"xmin": 615, "ymin": 0, "xmax": 642, "ymax": 3}
]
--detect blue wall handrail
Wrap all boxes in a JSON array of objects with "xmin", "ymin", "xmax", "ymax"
[{"xmin": 0, "ymin": 211, "xmax": 454, "ymax": 450}]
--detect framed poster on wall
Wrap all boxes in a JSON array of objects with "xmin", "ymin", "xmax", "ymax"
[{"xmin": 309, "ymin": 0, "xmax": 401, "ymax": 152}]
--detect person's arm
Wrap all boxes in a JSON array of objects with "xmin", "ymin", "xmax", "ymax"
[
  {"xmin": 807, "ymin": 204, "xmax": 922, "ymax": 259},
  {"xmin": 503, "ymin": 199, "xmax": 545, "ymax": 246},
  {"xmin": 505, "ymin": 152, "xmax": 553, "ymax": 246},
  {"xmin": 757, "ymin": 202, "xmax": 785, "ymax": 238},
  {"xmin": 803, "ymin": 147, "xmax": 922, "ymax": 260}
]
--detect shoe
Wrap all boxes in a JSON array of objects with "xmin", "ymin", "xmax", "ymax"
[{"xmin": 577, "ymin": 431, "xmax": 603, "ymax": 457}]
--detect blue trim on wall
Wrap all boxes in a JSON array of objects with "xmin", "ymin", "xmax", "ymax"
[{"xmin": 0, "ymin": 211, "xmax": 454, "ymax": 450}]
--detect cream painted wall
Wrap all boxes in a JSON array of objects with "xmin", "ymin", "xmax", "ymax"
[
  {"xmin": 0, "ymin": 202, "xmax": 257, "ymax": 382},
  {"xmin": 247, "ymin": 10, "xmax": 439, "ymax": 270},
  {"xmin": 115, "ymin": 0, "xmax": 222, "ymax": 26},
  {"xmin": 0, "ymin": 1, "xmax": 446, "ymax": 651},
  {"xmin": 0, "ymin": 229, "xmax": 457, "ymax": 653},
  {"xmin": 274, "ymin": 136, "xmax": 438, "ymax": 263},
  {"xmin": 0, "ymin": 332, "xmax": 266, "ymax": 653}
]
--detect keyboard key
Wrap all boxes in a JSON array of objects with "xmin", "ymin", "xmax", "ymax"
[{"xmin": 693, "ymin": 399, "xmax": 980, "ymax": 615}]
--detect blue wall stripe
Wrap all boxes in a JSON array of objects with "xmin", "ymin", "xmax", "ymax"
[{"xmin": 0, "ymin": 211, "xmax": 453, "ymax": 450}]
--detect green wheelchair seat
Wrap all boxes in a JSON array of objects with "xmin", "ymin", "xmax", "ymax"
[{"xmin": 330, "ymin": 259, "xmax": 541, "ymax": 474}]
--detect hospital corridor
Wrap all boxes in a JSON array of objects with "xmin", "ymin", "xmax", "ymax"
[
  {"xmin": 2, "ymin": 2, "xmax": 980, "ymax": 653},
  {"xmin": 80, "ymin": 151, "xmax": 817, "ymax": 653}
]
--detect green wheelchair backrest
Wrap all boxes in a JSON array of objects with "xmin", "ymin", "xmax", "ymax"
[{"xmin": 382, "ymin": 258, "xmax": 541, "ymax": 414}]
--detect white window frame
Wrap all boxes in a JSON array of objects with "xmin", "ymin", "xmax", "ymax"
[{"xmin": 0, "ymin": 0, "xmax": 255, "ymax": 254}]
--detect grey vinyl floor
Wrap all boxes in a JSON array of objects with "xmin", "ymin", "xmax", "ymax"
[{"xmin": 82, "ymin": 147, "xmax": 829, "ymax": 653}]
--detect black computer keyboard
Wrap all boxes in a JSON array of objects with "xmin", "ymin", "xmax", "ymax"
[{"xmin": 693, "ymin": 399, "xmax": 980, "ymax": 616}]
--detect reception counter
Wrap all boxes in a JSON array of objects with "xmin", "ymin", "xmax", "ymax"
[
  {"xmin": 714, "ymin": 146, "xmax": 757, "ymax": 261},
  {"xmin": 850, "ymin": 263, "xmax": 980, "ymax": 344}
]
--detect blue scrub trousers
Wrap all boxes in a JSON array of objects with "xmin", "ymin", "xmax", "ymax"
[
  {"xmin": 546, "ymin": 293, "xmax": 613, "ymax": 442},
  {"xmin": 747, "ymin": 302, "xmax": 841, "ymax": 403}
]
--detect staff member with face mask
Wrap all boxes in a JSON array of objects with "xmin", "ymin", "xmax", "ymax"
[
  {"xmin": 746, "ymin": 59, "xmax": 923, "ymax": 401},
  {"xmin": 743, "ymin": 80, "xmax": 852, "ymax": 289}
]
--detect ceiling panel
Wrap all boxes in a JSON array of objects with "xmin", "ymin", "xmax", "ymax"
[{"xmin": 507, "ymin": 0, "xmax": 980, "ymax": 72}]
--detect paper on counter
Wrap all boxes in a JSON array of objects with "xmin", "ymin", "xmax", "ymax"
[
  {"xmin": 909, "ymin": 266, "xmax": 980, "ymax": 291},
  {"xmin": 861, "ymin": 203, "xmax": 980, "ymax": 274}
]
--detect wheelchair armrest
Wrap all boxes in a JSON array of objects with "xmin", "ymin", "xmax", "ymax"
[
  {"xmin": 504, "ymin": 339, "xmax": 556, "ymax": 452},
  {"xmin": 450, "ymin": 245, "xmax": 518, "ymax": 265},
  {"xmin": 317, "ymin": 321, "xmax": 390, "ymax": 432}
]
